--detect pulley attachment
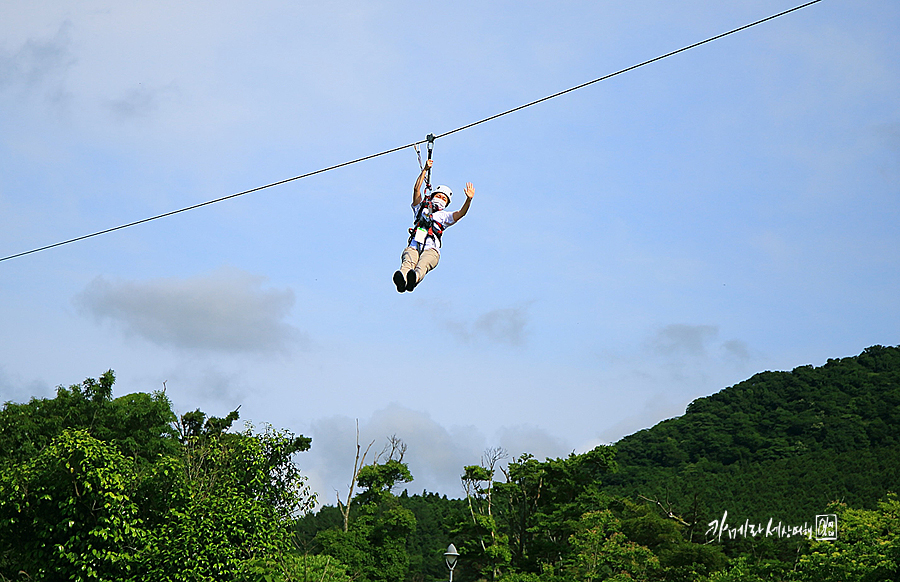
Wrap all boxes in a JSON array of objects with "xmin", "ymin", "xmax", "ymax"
[
  {"xmin": 425, "ymin": 133, "xmax": 436, "ymax": 191},
  {"xmin": 409, "ymin": 133, "xmax": 441, "ymax": 247}
]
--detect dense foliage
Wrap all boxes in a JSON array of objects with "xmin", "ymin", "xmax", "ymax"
[
  {"xmin": 2, "ymin": 345, "xmax": 898, "ymax": 581},
  {"xmin": 301, "ymin": 346, "xmax": 900, "ymax": 581},
  {"xmin": 0, "ymin": 371, "xmax": 324, "ymax": 582},
  {"xmin": 605, "ymin": 344, "xmax": 900, "ymax": 525}
]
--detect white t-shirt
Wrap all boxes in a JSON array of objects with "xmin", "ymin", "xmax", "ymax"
[{"xmin": 410, "ymin": 201, "xmax": 456, "ymax": 252}]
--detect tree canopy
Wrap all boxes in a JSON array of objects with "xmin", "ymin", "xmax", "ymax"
[
  {"xmin": 0, "ymin": 371, "xmax": 321, "ymax": 582},
  {"xmin": 605, "ymin": 345, "xmax": 900, "ymax": 525},
  {"xmin": 3, "ymin": 345, "xmax": 899, "ymax": 581}
]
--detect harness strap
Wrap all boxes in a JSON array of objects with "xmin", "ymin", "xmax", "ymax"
[
  {"xmin": 407, "ymin": 197, "xmax": 444, "ymax": 248},
  {"xmin": 408, "ymin": 134, "xmax": 440, "ymax": 247},
  {"xmin": 414, "ymin": 143, "xmax": 423, "ymax": 171}
]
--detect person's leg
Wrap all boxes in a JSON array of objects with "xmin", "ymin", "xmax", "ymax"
[
  {"xmin": 408, "ymin": 248, "xmax": 440, "ymax": 290},
  {"xmin": 394, "ymin": 246, "xmax": 419, "ymax": 292}
]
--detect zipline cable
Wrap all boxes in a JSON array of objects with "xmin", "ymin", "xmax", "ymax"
[
  {"xmin": 0, "ymin": 0, "xmax": 823, "ymax": 264},
  {"xmin": 433, "ymin": 0, "xmax": 824, "ymax": 141},
  {"xmin": 0, "ymin": 142, "xmax": 418, "ymax": 263}
]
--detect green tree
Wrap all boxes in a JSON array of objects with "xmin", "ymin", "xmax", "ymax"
[
  {"xmin": 606, "ymin": 346, "xmax": 900, "ymax": 526},
  {"xmin": 461, "ymin": 447, "xmax": 512, "ymax": 580},
  {"xmin": 495, "ymin": 446, "xmax": 617, "ymax": 573},
  {"xmin": 0, "ymin": 429, "xmax": 144, "ymax": 581},
  {"xmin": 397, "ymin": 490, "xmax": 469, "ymax": 582},
  {"xmin": 565, "ymin": 509, "xmax": 659, "ymax": 582},
  {"xmin": 241, "ymin": 553, "xmax": 353, "ymax": 582},
  {"xmin": 316, "ymin": 437, "xmax": 417, "ymax": 582},
  {"xmin": 135, "ymin": 416, "xmax": 315, "ymax": 581},
  {"xmin": 0, "ymin": 370, "xmax": 177, "ymax": 467},
  {"xmin": 702, "ymin": 557, "xmax": 762, "ymax": 582},
  {"xmin": 791, "ymin": 494, "xmax": 900, "ymax": 582},
  {"xmin": 0, "ymin": 371, "xmax": 316, "ymax": 582}
]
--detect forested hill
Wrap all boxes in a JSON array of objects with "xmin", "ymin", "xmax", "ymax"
[
  {"xmin": 3, "ymin": 348, "xmax": 898, "ymax": 581},
  {"xmin": 603, "ymin": 345, "xmax": 900, "ymax": 523}
]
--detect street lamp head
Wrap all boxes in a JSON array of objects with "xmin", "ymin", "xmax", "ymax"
[{"xmin": 444, "ymin": 543, "xmax": 459, "ymax": 571}]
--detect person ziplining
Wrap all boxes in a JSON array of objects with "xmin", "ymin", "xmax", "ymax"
[
  {"xmin": 0, "ymin": 1, "xmax": 823, "ymax": 267},
  {"xmin": 393, "ymin": 138, "xmax": 474, "ymax": 293}
]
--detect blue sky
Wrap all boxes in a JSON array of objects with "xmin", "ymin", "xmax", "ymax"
[{"xmin": 1, "ymin": 0, "xmax": 898, "ymax": 505}]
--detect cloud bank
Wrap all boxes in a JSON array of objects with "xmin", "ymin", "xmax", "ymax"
[
  {"xmin": 440, "ymin": 305, "xmax": 530, "ymax": 347},
  {"xmin": 75, "ymin": 267, "xmax": 302, "ymax": 354},
  {"xmin": 303, "ymin": 404, "xmax": 572, "ymax": 505}
]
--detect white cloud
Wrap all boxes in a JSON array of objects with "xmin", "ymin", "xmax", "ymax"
[
  {"xmin": 301, "ymin": 404, "xmax": 575, "ymax": 506},
  {"xmin": 495, "ymin": 424, "xmax": 571, "ymax": 461},
  {"xmin": 74, "ymin": 266, "xmax": 303, "ymax": 354},
  {"xmin": 106, "ymin": 84, "xmax": 166, "ymax": 121},
  {"xmin": 648, "ymin": 324, "xmax": 719, "ymax": 358},
  {"xmin": 474, "ymin": 308, "xmax": 529, "ymax": 346},
  {"xmin": 595, "ymin": 390, "xmax": 687, "ymax": 445},
  {"xmin": 722, "ymin": 339, "xmax": 751, "ymax": 362},
  {"xmin": 439, "ymin": 304, "xmax": 530, "ymax": 347},
  {"xmin": 645, "ymin": 324, "xmax": 752, "ymax": 367},
  {"xmin": 587, "ymin": 325, "xmax": 759, "ymax": 444},
  {"xmin": 167, "ymin": 366, "xmax": 249, "ymax": 410},
  {"xmin": 0, "ymin": 22, "xmax": 73, "ymax": 91},
  {"xmin": 0, "ymin": 367, "xmax": 52, "ymax": 405},
  {"xmin": 305, "ymin": 406, "xmax": 487, "ymax": 504}
]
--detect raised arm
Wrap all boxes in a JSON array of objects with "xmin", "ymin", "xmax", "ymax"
[
  {"xmin": 452, "ymin": 182, "xmax": 475, "ymax": 222},
  {"xmin": 412, "ymin": 159, "xmax": 433, "ymax": 206}
]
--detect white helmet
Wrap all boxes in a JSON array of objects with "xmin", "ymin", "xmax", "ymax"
[{"xmin": 432, "ymin": 185, "xmax": 452, "ymax": 203}]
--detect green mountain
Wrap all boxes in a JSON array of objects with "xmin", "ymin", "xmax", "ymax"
[
  {"xmin": 3, "ymin": 347, "xmax": 898, "ymax": 581},
  {"xmin": 602, "ymin": 345, "xmax": 900, "ymax": 528}
]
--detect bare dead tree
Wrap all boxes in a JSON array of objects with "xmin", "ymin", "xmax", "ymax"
[
  {"xmin": 461, "ymin": 446, "xmax": 508, "ymax": 580},
  {"xmin": 336, "ymin": 420, "xmax": 375, "ymax": 532},
  {"xmin": 374, "ymin": 434, "xmax": 407, "ymax": 464},
  {"xmin": 482, "ymin": 446, "xmax": 508, "ymax": 520},
  {"xmin": 638, "ymin": 491, "xmax": 691, "ymax": 527}
]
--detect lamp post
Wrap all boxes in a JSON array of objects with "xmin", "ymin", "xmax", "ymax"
[{"xmin": 444, "ymin": 543, "xmax": 459, "ymax": 582}]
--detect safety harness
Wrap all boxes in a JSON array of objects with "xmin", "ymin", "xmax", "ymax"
[{"xmin": 408, "ymin": 134, "xmax": 444, "ymax": 248}]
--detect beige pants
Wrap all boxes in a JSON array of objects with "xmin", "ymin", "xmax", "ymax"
[{"xmin": 400, "ymin": 246, "xmax": 440, "ymax": 285}]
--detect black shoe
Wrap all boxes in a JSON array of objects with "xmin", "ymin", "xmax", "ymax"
[
  {"xmin": 393, "ymin": 271, "xmax": 406, "ymax": 293},
  {"xmin": 406, "ymin": 270, "xmax": 418, "ymax": 291}
]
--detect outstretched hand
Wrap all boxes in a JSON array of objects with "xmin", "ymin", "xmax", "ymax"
[{"xmin": 452, "ymin": 182, "xmax": 475, "ymax": 222}]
